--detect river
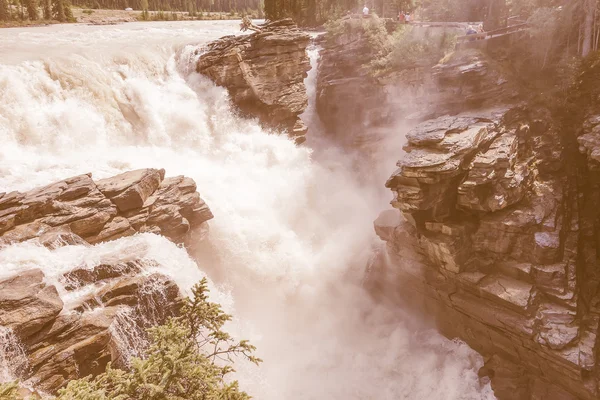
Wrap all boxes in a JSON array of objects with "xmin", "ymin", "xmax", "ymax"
[{"xmin": 0, "ymin": 20, "xmax": 495, "ymax": 399}]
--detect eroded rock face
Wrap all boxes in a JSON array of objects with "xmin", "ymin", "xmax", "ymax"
[
  {"xmin": 316, "ymin": 22, "xmax": 390, "ymax": 147},
  {"xmin": 0, "ymin": 270, "xmax": 63, "ymax": 340},
  {"xmin": 316, "ymin": 27, "xmax": 516, "ymax": 148},
  {"xmin": 0, "ymin": 168, "xmax": 213, "ymax": 246},
  {"xmin": 0, "ymin": 169, "xmax": 213, "ymax": 394},
  {"xmin": 378, "ymin": 106, "xmax": 600, "ymax": 400},
  {"xmin": 197, "ymin": 19, "xmax": 311, "ymax": 144}
]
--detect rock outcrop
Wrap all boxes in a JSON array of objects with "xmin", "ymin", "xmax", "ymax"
[
  {"xmin": 316, "ymin": 20, "xmax": 517, "ymax": 148},
  {"xmin": 0, "ymin": 169, "xmax": 213, "ymax": 394},
  {"xmin": 316, "ymin": 20, "xmax": 390, "ymax": 147},
  {"xmin": 0, "ymin": 262, "xmax": 180, "ymax": 394},
  {"xmin": 197, "ymin": 19, "xmax": 311, "ymax": 144},
  {"xmin": 0, "ymin": 168, "xmax": 213, "ymax": 246},
  {"xmin": 377, "ymin": 106, "xmax": 600, "ymax": 400}
]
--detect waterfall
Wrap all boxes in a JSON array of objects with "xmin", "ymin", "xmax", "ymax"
[
  {"xmin": 0, "ymin": 327, "xmax": 29, "ymax": 383},
  {"xmin": 0, "ymin": 22, "xmax": 495, "ymax": 399}
]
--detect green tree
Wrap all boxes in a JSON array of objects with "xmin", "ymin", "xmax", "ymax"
[
  {"xmin": 0, "ymin": 382, "xmax": 20, "ymax": 400},
  {"xmin": 58, "ymin": 278, "xmax": 261, "ymax": 400},
  {"xmin": 64, "ymin": 0, "xmax": 74, "ymax": 21},
  {"xmin": 25, "ymin": 0, "xmax": 39, "ymax": 20},
  {"xmin": 43, "ymin": 0, "xmax": 51, "ymax": 19},
  {"xmin": 0, "ymin": 0, "xmax": 9, "ymax": 20},
  {"xmin": 52, "ymin": 0, "xmax": 65, "ymax": 21}
]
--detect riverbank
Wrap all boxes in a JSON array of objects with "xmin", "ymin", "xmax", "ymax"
[{"xmin": 0, "ymin": 8, "xmax": 251, "ymax": 28}]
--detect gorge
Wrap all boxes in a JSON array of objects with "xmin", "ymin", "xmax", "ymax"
[{"xmin": 0, "ymin": 15, "xmax": 597, "ymax": 400}]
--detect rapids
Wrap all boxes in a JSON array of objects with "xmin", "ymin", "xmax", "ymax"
[{"xmin": 0, "ymin": 21, "xmax": 496, "ymax": 399}]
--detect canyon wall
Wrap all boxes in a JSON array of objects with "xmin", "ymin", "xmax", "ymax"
[
  {"xmin": 316, "ymin": 24, "xmax": 518, "ymax": 148},
  {"xmin": 309, "ymin": 23, "xmax": 600, "ymax": 400},
  {"xmin": 0, "ymin": 169, "xmax": 213, "ymax": 394},
  {"xmin": 314, "ymin": 17, "xmax": 600, "ymax": 400},
  {"xmin": 378, "ymin": 106, "xmax": 599, "ymax": 399}
]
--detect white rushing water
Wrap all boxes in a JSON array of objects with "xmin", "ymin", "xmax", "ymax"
[{"xmin": 0, "ymin": 21, "xmax": 495, "ymax": 399}]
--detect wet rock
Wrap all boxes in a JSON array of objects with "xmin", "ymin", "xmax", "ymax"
[
  {"xmin": 197, "ymin": 19, "xmax": 311, "ymax": 144},
  {"xmin": 373, "ymin": 210, "xmax": 401, "ymax": 242},
  {"xmin": 457, "ymin": 131, "xmax": 528, "ymax": 212},
  {"xmin": 38, "ymin": 230, "xmax": 90, "ymax": 250},
  {"xmin": 316, "ymin": 21, "xmax": 389, "ymax": 147},
  {"xmin": 62, "ymin": 261, "xmax": 146, "ymax": 291},
  {"xmin": 0, "ymin": 269, "xmax": 63, "ymax": 340},
  {"xmin": 26, "ymin": 307, "xmax": 121, "ymax": 393},
  {"xmin": 97, "ymin": 168, "xmax": 164, "ymax": 212},
  {"xmin": 0, "ymin": 168, "xmax": 213, "ymax": 246},
  {"xmin": 0, "ymin": 266, "xmax": 181, "ymax": 394},
  {"xmin": 386, "ymin": 112, "xmax": 502, "ymax": 219},
  {"xmin": 432, "ymin": 50, "xmax": 518, "ymax": 112}
]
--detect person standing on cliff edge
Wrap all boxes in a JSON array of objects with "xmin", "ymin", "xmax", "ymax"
[{"xmin": 363, "ymin": 4, "xmax": 369, "ymax": 16}]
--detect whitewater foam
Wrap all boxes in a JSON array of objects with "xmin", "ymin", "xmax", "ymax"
[{"xmin": 0, "ymin": 22, "xmax": 495, "ymax": 399}]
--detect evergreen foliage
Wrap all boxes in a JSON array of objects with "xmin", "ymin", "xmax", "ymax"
[
  {"xmin": 0, "ymin": 0, "xmax": 9, "ymax": 20},
  {"xmin": 43, "ymin": 0, "xmax": 52, "ymax": 18},
  {"xmin": 52, "ymin": 0, "xmax": 66, "ymax": 21},
  {"xmin": 0, "ymin": 382, "xmax": 20, "ymax": 400},
  {"xmin": 25, "ymin": 0, "xmax": 38, "ymax": 19},
  {"xmin": 57, "ymin": 278, "xmax": 260, "ymax": 400}
]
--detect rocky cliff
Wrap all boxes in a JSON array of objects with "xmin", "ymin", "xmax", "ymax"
[
  {"xmin": 368, "ymin": 63, "xmax": 600, "ymax": 400},
  {"xmin": 0, "ymin": 169, "xmax": 213, "ymax": 394},
  {"xmin": 316, "ymin": 19, "xmax": 518, "ymax": 148},
  {"xmin": 197, "ymin": 19, "xmax": 311, "ymax": 144},
  {"xmin": 377, "ymin": 105, "xmax": 597, "ymax": 399},
  {"xmin": 315, "ymin": 19, "xmax": 600, "ymax": 399}
]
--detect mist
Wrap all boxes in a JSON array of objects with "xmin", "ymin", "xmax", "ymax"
[{"xmin": 0, "ymin": 23, "xmax": 494, "ymax": 399}]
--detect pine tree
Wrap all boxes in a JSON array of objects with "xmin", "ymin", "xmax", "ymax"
[
  {"xmin": 64, "ymin": 0, "xmax": 73, "ymax": 21},
  {"xmin": 52, "ymin": 0, "xmax": 65, "ymax": 21},
  {"xmin": 25, "ymin": 0, "xmax": 39, "ymax": 20},
  {"xmin": 43, "ymin": 0, "xmax": 51, "ymax": 19},
  {"xmin": 0, "ymin": 0, "xmax": 9, "ymax": 21},
  {"xmin": 264, "ymin": 0, "xmax": 276, "ymax": 19},
  {"xmin": 0, "ymin": 382, "xmax": 20, "ymax": 400},
  {"xmin": 57, "ymin": 278, "xmax": 261, "ymax": 400}
]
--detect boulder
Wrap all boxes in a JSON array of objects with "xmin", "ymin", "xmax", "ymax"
[
  {"xmin": 96, "ymin": 168, "xmax": 164, "ymax": 212},
  {"xmin": 0, "ymin": 168, "xmax": 211, "ymax": 394},
  {"xmin": 385, "ymin": 112, "xmax": 503, "ymax": 219}
]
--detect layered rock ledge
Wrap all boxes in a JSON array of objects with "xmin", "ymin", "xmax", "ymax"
[
  {"xmin": 0, "ymin": 262, "xmax": 180, "ymax": 394},
  {"xmin": 197, "ymin": 19, "xmax": 311, "ymax": 144},
  {"xmin": 0, "ymin": 169, "xmax": 213, "ymax": 394},
  {"xmin": 377, "ymin": 107, "xmax": 599, "ymax": 400},
  {"xmin": 0, "ymin": 168, "xmax": 213, "ymax": 246}
]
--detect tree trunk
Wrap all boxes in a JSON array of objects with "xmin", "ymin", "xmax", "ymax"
[
  {"xmin": 484, "ymin": 0, "xmax": 507, "ymax": 31},
  {"xmin": 582, "ymin": 0, "xmax": 595, "ymax": 56},
  {"xmin": 0, "ymin": 0, "xmax": 8, "ymax": 20}
]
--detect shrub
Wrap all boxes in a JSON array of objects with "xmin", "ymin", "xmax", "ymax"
[
  {"xmin": 373, "ymin": 25, "xmax": 456, "ymax": 72},
  {"xmin": 0, "ymin": 382, "xmax": 20, "ymax": 400},
  {"xmin": 57, "ymin": 278, "xmax": 260, "ymax": 400}
]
